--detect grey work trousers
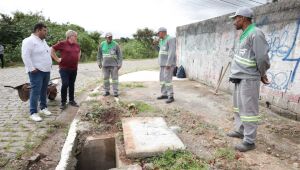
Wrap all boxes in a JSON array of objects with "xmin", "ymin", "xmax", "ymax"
[
  {"xmin": 102, "ymin": 66, "xmax": 119, "ymax": 95},
  {"xmin": 233, "ymin": 79, "xmax": 260, "ymax": 144},
  {"xmin": 159, "ymin": 66, "xmax": 174, "ymax": 97}
]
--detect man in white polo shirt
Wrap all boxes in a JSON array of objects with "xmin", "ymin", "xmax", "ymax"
[{"xmin": 21, "ymin": 23, "xmax": 52, "ymax": 122}]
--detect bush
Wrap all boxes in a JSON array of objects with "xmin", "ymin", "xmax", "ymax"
[{"xmin": 121, "ymin": 40, "xmax": 157, "ymax": 59}]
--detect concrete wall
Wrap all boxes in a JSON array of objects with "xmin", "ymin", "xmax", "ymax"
[{"xmin": 176, "ymin": 0, "xmax": 300, "ymax": 120}]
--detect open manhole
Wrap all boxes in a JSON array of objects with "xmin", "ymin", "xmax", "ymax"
[{"xmin": 76, "ymin": 137, "xmax": 116, "ymax": 170}]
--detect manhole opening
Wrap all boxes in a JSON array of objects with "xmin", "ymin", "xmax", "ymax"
[{"xmin": 76, "ymin": 137, "xmax": 116, "ymax": 170}]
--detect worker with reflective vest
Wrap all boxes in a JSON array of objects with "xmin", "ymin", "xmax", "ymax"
[
  {"xmin": 156, "ymin": 27, "xmax": 176, "ymax": 103},
  {"xmin": 97, "ymin": 32, "xmax": 122, "ymax": 97},
  {"xmin": 228, "ymin": 7, "xmax": 270, "ymax": 152}
]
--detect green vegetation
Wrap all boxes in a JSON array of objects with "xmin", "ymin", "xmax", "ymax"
[
  {"xmin": 133, "ymin": 101, "xmax": 154, "ymax": 112},
  {"xmin": 0, "ymin": 12, "xmax": 158, "ymax": 66},
  {"xmin": 120, "ymin": 82, "xmax": 145, "ymax": 88},
  {"xmin": 148, "ymin": 150, "xmax": 209, "ymax": 170},
  {"xmin": 214, "ymin": 147, "xmax": 236, "ymax": 161}
]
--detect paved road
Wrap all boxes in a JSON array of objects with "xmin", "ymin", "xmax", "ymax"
[{"xmin": 0, "ymin": 59, "xmax": 157, "ymax": 160}]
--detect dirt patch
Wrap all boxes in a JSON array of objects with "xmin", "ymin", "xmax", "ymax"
[{"xmin": 121, "ymin": 80, "xmax": 300, "ymax": 170}]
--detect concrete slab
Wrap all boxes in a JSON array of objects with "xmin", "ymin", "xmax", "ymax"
[
  {"xmin": 109, "ymin": 164, "xmax": 142, "ymax": 170},
  {"xmin": 119, "ymin": 70, "xmax": 187, "ymax": 82},
  {"xmin": 122, "ymin": 117, "xmax": 185, "ymax": 158}
]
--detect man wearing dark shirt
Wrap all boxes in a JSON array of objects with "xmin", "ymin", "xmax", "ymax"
[{"xmin": 51, "ymin": 30, "xmax": 81, "ymax": 110}]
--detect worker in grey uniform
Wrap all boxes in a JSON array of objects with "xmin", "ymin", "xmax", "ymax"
[
  {"xmin": 156, "ymin": 27, "xmax": 176, "ymax": 103},
  {"xmin": 97, "ymin": 32, "xmax": 122, "ymax": 97},
  {"xmin": 227, "ymin": 7, "xmax": 270, "ymax": 152}
]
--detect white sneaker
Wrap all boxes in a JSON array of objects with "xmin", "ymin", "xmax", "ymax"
[
  {"xmin": 40, "ymin": 108, "xmax": 52, "ymax": 116},
  {"xmin": 30, "ymin": 113, "xmax": 42, "ymax": 122}
]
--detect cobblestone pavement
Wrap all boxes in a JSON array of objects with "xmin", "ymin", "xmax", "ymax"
[{"xmin": 0, "ymin": 59, "xmax": 157, "ymax": 161}]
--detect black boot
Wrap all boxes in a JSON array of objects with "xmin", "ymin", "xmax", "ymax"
[
  {"xmin": 235, "ymin": 142, "xmax": 256, "ymax": 152},
  {"xmin": 69, "ymin": 101, "xmax": 79, "ymax": 107},
  {"xmin": 60, "ymin": 103, "xmax": 67, "ymax": 110},
  {"xmin": 103, "ymin": 92, "xmax": 110, "ymax": 96},
  {"xmin": 166, "ymin": 97, "xmax": 174, "ymax": 103},
  {"xmin": 227, "ymin": 131, "xmax": 244, "ymax": 139},
  {"xmin": 157, "ymin": 95, "xmax": 168, "ymax": 100}
]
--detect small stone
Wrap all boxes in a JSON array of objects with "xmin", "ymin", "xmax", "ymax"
[
  {"xmin": 275, "ymin": 154, "xmax": 280, "ymax": 157},
  {"xmin": 28, "ymin": 153, "xmax": 41, "ymax": 163},
  {"xmin": 291, "ymin": 156, "xmax": 298, "ymax": 161},
  {"xmin": 143, "ymin": 163, "xmax": 154, "ymax": 170},
  {"xmin": 266, "ymin": 147, "xmax": 272, "ymax": 154},
  {"xmin": 293, "ymin": 162, "xmax": 299, "ymax": 169},
  {"xmin": 215, "ymin": 162, "xmax": 223, "ymax": 169},
  {"xmin": 169, "ymin": 126, "xmax": 182, "ymax": 134}
]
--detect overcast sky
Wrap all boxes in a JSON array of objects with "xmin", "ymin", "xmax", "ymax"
[{"xmin": 0, "ymin": 0, "xmax": 267, "ymax": 38}]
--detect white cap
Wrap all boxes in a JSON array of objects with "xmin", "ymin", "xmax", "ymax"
[
  {"xmin": 158, "ymin": 27, "xmax": 167, "ymax": 32},
  {"xmin": 105, "ymin": 32, "xmax": 112, "ymax": 37},
  {"xmin": 229, "ymin": 7, "xmax": 254, "ymax": 19}
]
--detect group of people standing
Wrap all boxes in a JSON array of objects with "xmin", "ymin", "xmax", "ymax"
[
  {"xmin": 21, "ymin": 23, "xmax": 81, "ymax": 122},
  {"xmin": 20, "ymin": 23, "xmax": 176, "ymax": 123},
  {"xmin": 20, "ymin": 6, "xmax": 270, "ymax": 152}
]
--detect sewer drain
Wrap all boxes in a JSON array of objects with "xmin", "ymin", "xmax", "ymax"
[{"xmin": 76, "ymin": 137, "xmax": 116, "ymax": 170}]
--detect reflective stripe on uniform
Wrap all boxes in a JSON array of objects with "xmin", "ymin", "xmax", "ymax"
[
  {"xmin": 165, "ymin": 83, "xmax": 172, "ymax": 87},
  {"xmin": 103, "ymin": 79, "xmax": 110, "ymax": 83},
  {"xmin": 234, "ymin": 55, "xmax": 256, "ymax": 67},
  {"xmin": 160, "ymin": 81, "xmax": 165, "ymax": 85},
  {"xmin": 103, "ymin": 54, "xmax": 117, "ymax": 58},
  {"xmin": 233, "ymin": 107, "xmax": 239, "ymax": 113},
  {"xmin": 112, "ymin": 80, "xmax": 118, "ymax": 84},
  {"xmin": 240, "ymin": 115, "xmax": 261, "ymax": 122},
  {"xmin": 159, "ymin": 51, "xmax": 168, "ymax": 55}
]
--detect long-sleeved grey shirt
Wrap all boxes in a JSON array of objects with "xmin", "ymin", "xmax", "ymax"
[
  {"xmin": 158, "ymin": 35, "xmax": 176, "ymax": 66},
  {"xmin": 97, "ymin": 40, "xmax": 122, "ymax": 67},
  {"xmin": 230, "ymin": 24, "xmax": 270, "ymax": 80}
]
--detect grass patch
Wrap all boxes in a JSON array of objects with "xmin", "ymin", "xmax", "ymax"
[
  {"xmin": 24, "ymin": 142, "xmax": 34, "ymax": 150},
  {"xmin": 120, "ymin": 82, "xmax": 145, "ymax": 89},
  {"xmin": 130, "ymin": 101, "xmax": 154, "ymax": 113},
  {"xmin": 214, "ymin": 147, "xmax": 236, "ymax": 161},
  {"xmin": 89, "ymin": 92, "xmax": 100, "ymax": 97},
  {"xmin": 0, "ymin": 157, "xmax": 10, "ymax": 167},
  {"xmin": 148, "ymin": 150, "xmax": 209, "ymax": 170}
]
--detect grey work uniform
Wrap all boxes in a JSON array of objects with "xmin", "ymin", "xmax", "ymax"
[
  {"xmin": 230, "ymin": 23, "xmax": 270, "ymax": 144},
  {"xmin": 97, "ymin": 40, "xmax": 122, "ymax": 95},
  {"xmin": 158, "ymin": 35, "xmax": 176, "ymax": 97}
]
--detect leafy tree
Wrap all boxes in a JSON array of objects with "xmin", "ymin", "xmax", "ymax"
[{"xmin": 133, "ymin": 27, "xmax": 156, "ymax": 48}]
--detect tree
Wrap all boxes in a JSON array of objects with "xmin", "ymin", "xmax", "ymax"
[{"xmin": 133, "ymin": 27, "xmax": 156, "ymax": 48}]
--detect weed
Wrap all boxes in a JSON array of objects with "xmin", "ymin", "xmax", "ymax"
[
  {"xmin": 15, "ymin": 150, "xmax": 25, "ymax": 160},
  {"xmin": 148, "ymin": 149, "xmax": 209, "ymax": 170},
  {"xmin": 214, "ymin": 147, "xmax": 235, "ymax": 161},
  {"xmin": 24, "ymin": 142, "xmax": 34, "ymax": 150},
  {"xmin": 0, "ymin": 157, "xmax": 10, "ymax": 167},
  {"xmin": 3, "ymin": 143, "xmax": 11, "ymax": 151},
  {"xmin": 89, "ymin": 92, "xmax": 100, "ymax": 97},
  {"xmin": 120, "ymin": 82, "xmax": 145, "ymax": 89},
  {"xmin": 131, "ymin": 101, "xmax": 154, "ymax": 113}
]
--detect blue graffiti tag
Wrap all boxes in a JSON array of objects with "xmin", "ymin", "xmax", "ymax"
[
  {"xmin": 265, "ymin": 18, "xmax": 300, "ymax": 83},
  {"xmin": 281, "ymin": 18, "xmax": 300, "ymax": 83},
  {"xmin": 266, "ymin": 71, "xmax": 289, "ymax": 90}
]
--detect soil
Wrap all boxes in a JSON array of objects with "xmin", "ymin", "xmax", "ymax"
[
  {"xmin": 120, "ymin": 80, "xmax": 300, "ymax": 170},
  {"xmin": 6, "ymin": 78, "xmax": 300, "ymax": 170}
]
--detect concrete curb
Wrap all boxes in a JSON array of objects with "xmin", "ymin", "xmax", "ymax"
[{"xmin": 55, "ymin": 118, "xmax": 79, "ymax": 170}]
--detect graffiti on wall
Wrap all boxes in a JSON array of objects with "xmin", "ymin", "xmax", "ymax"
[{"xmin": 265, "ymin": 18, "xmax": 300, "ymax": 85}]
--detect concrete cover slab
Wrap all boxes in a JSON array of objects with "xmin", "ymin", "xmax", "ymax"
[{"xmin": 122, "ymin": 117, "xmax": 185, "ymax": 158}]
